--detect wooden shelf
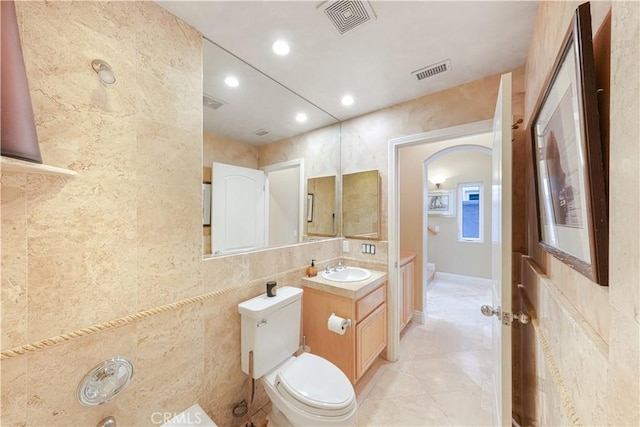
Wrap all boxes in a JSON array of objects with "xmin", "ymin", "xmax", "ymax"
[{"xmin": 1, "ymin": 156, "xmax": 77, "ymax": 177}]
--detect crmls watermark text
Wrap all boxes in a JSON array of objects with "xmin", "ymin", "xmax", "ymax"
[{"xmin": 150, "ymin": 411, "xmax": 202, "ymax": 425}]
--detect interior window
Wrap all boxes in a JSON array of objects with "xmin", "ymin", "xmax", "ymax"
[{"xmin": 458, "ymin": 183, "xmax": 483, "ymax": 242}]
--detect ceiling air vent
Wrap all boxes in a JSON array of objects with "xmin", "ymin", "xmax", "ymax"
[
  {"xmin": 411, "ymin": 59, "xmax": 452, "ymax": 81},
  {"xmin": 203, "ymin": 94, "xmax": 226, "ymax": 110},
  {"xmin": 320, "ymin": 0, "xmax": 377, "ymax": 35},
  {"xmin": 255, "ymin": 129, "xmax": 269, "ymax": 137}
]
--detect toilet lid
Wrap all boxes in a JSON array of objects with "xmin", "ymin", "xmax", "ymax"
[{"xmin": 275, "ymin": 353, "xmax": 355, "ymax": 416}]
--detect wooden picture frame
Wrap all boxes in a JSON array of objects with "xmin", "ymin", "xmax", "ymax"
[{"xmin": 530, "ymin": 2, "xmax": 608, "ymax": 286}]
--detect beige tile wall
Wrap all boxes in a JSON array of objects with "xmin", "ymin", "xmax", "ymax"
[
  {"xmin": 520, "ymin": 1, "xmax": 639, "ymax": 425},
  {"xmin": 203, "ymin": 132, "xmax": 259, "ymax": 170}
]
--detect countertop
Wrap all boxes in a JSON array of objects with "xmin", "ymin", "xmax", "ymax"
[
  {"xmin": 400, "ymin": 251, "xmax": 416, "ymax": 266},
  {"xmin": 301, "ymin": 268, "xmax": 388, "ymax": 300}
]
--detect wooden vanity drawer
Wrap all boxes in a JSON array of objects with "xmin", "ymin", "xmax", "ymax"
[{"xmin": 356, "ymin": 284, "xmax": 385, "ymax": 322}]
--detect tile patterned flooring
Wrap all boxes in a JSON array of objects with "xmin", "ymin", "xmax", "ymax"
[{"xmin": 354, "ymin": 277, "xmax": 495, "ymax": 426}]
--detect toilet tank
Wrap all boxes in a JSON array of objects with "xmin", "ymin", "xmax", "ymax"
[{"xmin": 238, "ymin": 286, "xmax": 303, "ymax": 379}]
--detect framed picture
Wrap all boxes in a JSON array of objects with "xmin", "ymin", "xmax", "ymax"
[
  {"xmin": 530, "ymin": 2, "xmax": 608, "ymax": 286},
  {"xmin": 202, "ymin": 183, "xmax": 212, "ymax": 226},
  {"xmin": 427, "ymin": 190, "xmax": 455, "ymax": 216},
  {"xmin": 307, "ymin": 193, "xmax": 314, "ymax": 222}
]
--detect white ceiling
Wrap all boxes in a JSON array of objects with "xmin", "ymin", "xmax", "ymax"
[{"xmin": 157, "ymin": 1, "xmax": 538, "ymax": 145}]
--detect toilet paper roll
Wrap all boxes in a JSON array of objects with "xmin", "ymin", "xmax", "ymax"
[{"xmin": 327, "ymin": 313, "xmax": 350, "ymax": 335}]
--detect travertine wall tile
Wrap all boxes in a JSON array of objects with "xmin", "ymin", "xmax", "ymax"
[
  {"xmin": 536, "ymin": 275, "xmax": 608, "ymax": 426},
  {"xmin": 135, "ymin": 119, "xmax": 202, "ymax": 308},
  {"xmin": 1, "ymin": 173, "xmax": 28, "ymax": 349},
  {"xmin": 258, "ymin": 123, "xmax": 341, "ymax": 181},
  {"xmin": 0, "ymin": 356, "xmax": 27, "ymax": 427},
  {"xmin": 520, "ymin": 2, "xmax": 638, "ymax": 425},
  {"xmin": 607, "ymin": 2, "xmax": 640, "ymax": 425},
  {"xmin": 19, "ymin": 0, "xmax": 139, "ymax": 342},
  {"xmin": 134, "ymin": 2, "xmax": 202, "ymax": 134},
  {"xmin": 25, "ymin": 322, "xmax": 138, "ymax": 427},
  {"xmin": 135, "ymin": 303, "xmax": 204, "ymax": 426}
]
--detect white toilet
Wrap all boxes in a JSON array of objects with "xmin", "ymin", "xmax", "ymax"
[{"xmin": 238, "ymin": 286, "xmax": 357, "ymax": 426}]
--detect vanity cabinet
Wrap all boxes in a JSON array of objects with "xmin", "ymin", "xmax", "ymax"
[
  {"xmin": 400, "ymin": 252, "xmax": 416, "ymax": 331},
  {"xmin": 302, "ymin": 281, "xmax": 387, "ymax": 384}
]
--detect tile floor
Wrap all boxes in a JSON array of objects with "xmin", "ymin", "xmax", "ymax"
[{"xmin": 354, "ymin": 276, "xmax": 495, "ymax": 426}]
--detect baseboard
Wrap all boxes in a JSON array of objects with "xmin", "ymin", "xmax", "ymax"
[
  {"xmin": 412, "ymin": 310, "xmax": 425, "ymax": 324},
  {"xmin": 434, "ymin": 271, "xmax": 492, "ymax": 286},
  {"xmin": 426, "ymin": 262, "xmax": 435, "ymax": 272}
]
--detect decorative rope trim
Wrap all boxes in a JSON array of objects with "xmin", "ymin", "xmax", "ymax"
[
  {"xmin": 0, "ymin": 261, "xmax": 335, "ymax": 360},
  {"xmin": 520, "ymin": 287, "xmax": 581, "ymax": 426}
]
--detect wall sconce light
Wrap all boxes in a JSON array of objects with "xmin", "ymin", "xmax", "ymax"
[
  {"xmin": 430, "ymin": 176, "xmax": 446, "ymax": 189},
  {"xmin": 91, "ymin": 59, "xmax": 116, "ymax": 85}
]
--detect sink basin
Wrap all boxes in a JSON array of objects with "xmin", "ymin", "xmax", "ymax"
[{"xmin": 322, "ymin": 267, "xmax": 372, "ymax": 282}]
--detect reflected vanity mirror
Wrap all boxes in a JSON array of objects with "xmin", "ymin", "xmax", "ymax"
[
  {"xmin": 306, "ymin": 175, "xmax": 337, "ymax": 237},
  {"xmin": 201, "ymin": 39, "xmax": 340, "ymax": 256},
  {"xmin": 342, "ymin": 170, "xmax": 381, "ymax": 239}
]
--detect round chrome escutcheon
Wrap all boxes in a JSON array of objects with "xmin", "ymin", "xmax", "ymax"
[{"xmin": 77, "ymin": 356, "xmax": 134, "ymax": 406}]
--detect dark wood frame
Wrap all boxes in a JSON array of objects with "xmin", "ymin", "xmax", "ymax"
[
  {"xmin": 530, "ymin": 2, "xmax": 608, "ymax": 286},
  {"xmin": 307, "ymin": 193, "xmax": 314, "ymax": 222}
]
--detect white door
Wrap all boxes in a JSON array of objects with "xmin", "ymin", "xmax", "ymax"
[
  {"xmin": 484, "ymin": 72, "xmax": 513, "ymax": 426},
  {"xmin": 212, "ymin": 162, "xmax": 266, "ymax": 255}
]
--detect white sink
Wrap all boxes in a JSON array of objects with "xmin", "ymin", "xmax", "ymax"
[{"xmin": 322, "ymin": 267, "xmax": 372, "ymax": 282}]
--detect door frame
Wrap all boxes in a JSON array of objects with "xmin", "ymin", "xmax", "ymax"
[{"xmin": 386, "ymin": 119, "xmax": 492, "ymax": 361}]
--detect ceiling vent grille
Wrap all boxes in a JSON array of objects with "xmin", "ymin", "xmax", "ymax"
[
  {"xmin": 255, "ymin": 129, "xmax": 269, "ymax": 137},
  {"xmin": 321, "ymin": 0, "xmax": 376, "ymax": 34},
  {"xmin": 412, "ymin": 59, "xmax": 452, "ymax": 81},
  {"xmin": 203, "ymin": 94, "xmax": 226, "ymax": 110}
]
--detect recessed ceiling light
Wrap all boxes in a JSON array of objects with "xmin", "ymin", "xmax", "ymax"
[
  {"xmin": 272, "ymin": 40, "xmax": 290, "ymax": 56},
  {"xmin": 224, "ymin": 76, "xmax": 239, "ymax": 87},
  {"xmin": 296, "ymin": 113, "xmax": 307, "ymax": 123},
  {"xmin": 341, "ymin": 95, "xmax": 354, "ymax": 106}
]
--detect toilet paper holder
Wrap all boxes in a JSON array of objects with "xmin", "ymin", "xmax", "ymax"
[{"xmin": 328, "ymin": 313, "xmax": 352, "ymax": 330}]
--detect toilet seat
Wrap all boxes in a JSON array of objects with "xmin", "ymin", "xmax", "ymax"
[{"xmin": 275, "ymin": 353, "xmax": 356, "ymax": 417}]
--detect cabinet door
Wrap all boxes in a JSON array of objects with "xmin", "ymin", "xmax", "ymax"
[
  {"xmin": 404, "ymin": 260, "xmax": 414, "ymax": 325},
  {"xmin": 356, "ymin": 303, "xmax": 387, "ymax": 380},
  {"xmin": 399, "ymin": 264, "xmax": 407, "ymax": 330}
]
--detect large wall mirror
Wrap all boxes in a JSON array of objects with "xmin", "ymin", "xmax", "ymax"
[
  {"xmin": 342, "ymin": 170, "xmax": 381, "ymax": 239},
  {"xmin": 306, "ymin": 175, "xmax": 337, "ymax": 237},
  {"xmin": 201, "ymin": 39, "xmax": 340, "ymax": 256}
]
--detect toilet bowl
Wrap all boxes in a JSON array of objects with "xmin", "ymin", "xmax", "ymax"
[
  {"xmin": 262, "ymin": 353, "xmax": 357, "ymax": 426},
  {"xmin": 238, "ymin": 286, "xmax": 358, "ymax": 427}
]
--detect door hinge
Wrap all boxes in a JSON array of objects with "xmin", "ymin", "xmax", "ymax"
[
  {"xmin": 482, "ymin": 305, "xmax": 530, "ymax": 325},
  {"xmin": 502, "ymin": 311, "xmax": 530, "ymax": 326},
  {"xmin": 502, "ymin": 312, "xmax": 512, "ymax": 326}
]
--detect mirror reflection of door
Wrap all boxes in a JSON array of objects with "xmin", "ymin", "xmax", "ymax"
[
  {"xmin": 266, "ymin": 166, "xmax": 301, "ymax": 246},
  {"xmin": 212, "ymin": 162, "xmax": 266, "ymax": 255},
  {"xmin": 342, "ymin": 170, "xmax": 380, "ymax": 239},
  {"xmin": 306, "ymin": 175, "xmax": 336, "ymax": 237}
]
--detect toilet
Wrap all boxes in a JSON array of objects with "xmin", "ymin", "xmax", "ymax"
[{"xmin": 238, "ymin": 286, "xmax": 357, "ymax": 427}]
